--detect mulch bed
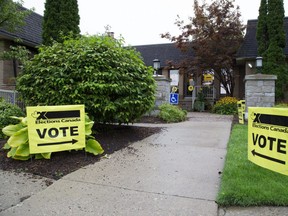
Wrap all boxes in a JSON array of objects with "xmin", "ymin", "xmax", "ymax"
[{"xmin": 0, "ymin": 119, "xmax": 163, "ymax": 180}]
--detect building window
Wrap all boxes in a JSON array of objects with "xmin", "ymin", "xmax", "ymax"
[{"xmin": 169, "ymin": 70, "xmax": 179, "ymax": 86}]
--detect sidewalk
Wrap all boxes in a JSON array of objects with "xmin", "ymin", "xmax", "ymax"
[{"xmin": 1, "ymin": 112, "xmax": 232, "ymax": 215}]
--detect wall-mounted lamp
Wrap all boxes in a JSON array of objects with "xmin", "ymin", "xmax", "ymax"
[
  {"xmin": 153, "ymin": 59, "xmax": 160, "ymax": 76},
  {"xmin": 248, "ymin": 63, "xmax": 253, "ymax": 69},
  {"xmin": 256, "ymin": 56, "xmax": 263, "ymax": 74}
]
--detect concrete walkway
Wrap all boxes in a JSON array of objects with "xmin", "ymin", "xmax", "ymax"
[{"xmin": 1, "ymin": 112, "xmax": 232, "ymax": 216}]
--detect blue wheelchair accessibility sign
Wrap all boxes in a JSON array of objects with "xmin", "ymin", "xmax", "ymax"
[{"xmin": 169, "ymin": 93, "xmax": 179, "ymax": 105}]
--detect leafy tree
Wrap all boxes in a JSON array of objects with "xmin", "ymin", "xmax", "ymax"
[
  {"xmin": 0, "ymin": 42, "xmax": 31, "ymax": 78},
  {"xmin": 42, "ymin": 0, "xmax": 80, "ymax": 45},
  {"xmin": 162, "ymin": 0, "xmax": 245, "ymax": 96},
  {"xmin": 0, "ymin": 1, "xmax": 31, "ymax": 81},
  {"xmin": 257, "ymin": 0, "xmax": 287, "ymax": 99},
  {"xmin": 1, "ymin": 41, "xmax": 31, "ymax": 63},
  {"xmin": 17, "ymin": 35, "xmax": 156, "ymax": 124},
  {"xmin": 0, "ymin": 0, "xmax": 31, "ymax": 32}
]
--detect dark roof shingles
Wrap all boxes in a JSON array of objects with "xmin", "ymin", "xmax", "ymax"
[
  {"xmin": 237, "ymin": 17, "xmax": 288, "ymax": 59},
  {"xmin": 134, "ymin": 43, "xmax": 192, "ymax": 67},
  {"xmin": 0, "ymin": 7, "xmax": 42, "ymax": 47}
]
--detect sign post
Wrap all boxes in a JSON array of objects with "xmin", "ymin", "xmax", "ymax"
[
  {"xmin": 26, "ymin": 105, "xmax": 86, "ymax": 154},
  {"xmin": 248, "ymin": 107, "xmax": 288, "ymax": 175}
]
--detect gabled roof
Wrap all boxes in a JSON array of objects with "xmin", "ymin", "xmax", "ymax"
[
  {"xmin": 236, "ymin": 17, "xmax": 288, "ymax": 60},
  {"xmin": 134, "ymin": 43, "xmax": 192, "ymax": 67},
  {"xmin": 0, "ymin": 7, "xmax": 43, "ymax": 47}
]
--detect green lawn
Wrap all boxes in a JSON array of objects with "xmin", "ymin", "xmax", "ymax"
[{"xmin": 217, "ymin": 124, "xmax": 288, "ymax": 207}]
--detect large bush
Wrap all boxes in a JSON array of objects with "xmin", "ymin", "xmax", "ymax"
[
  {"xmin": 17, "ymin": 35, "xmax": 156, "ymax": 124},
  {"xmin": 0, "ymin": 99, "xmax": 25, "ymax": 138}
]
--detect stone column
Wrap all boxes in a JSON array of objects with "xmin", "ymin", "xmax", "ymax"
[
  {"xmin": 245, "ymin": 74, "xmax": 277, "ymax": 116},
  {"xmin": 149, "ymin": 75, "xmax": 171, "ymax": 116}
]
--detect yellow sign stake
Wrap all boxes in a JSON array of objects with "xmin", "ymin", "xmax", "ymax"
[
  {"xmin": 27, "ymin": 105, "xmax": 86, "ymax": 154},
  {"xmin": 248, "ymin": 107, "xmax": 288, "ymax": 176}
]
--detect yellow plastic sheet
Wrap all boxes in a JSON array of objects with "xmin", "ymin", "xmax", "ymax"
[
  {"xmin": 27, "ymin": 105, "xmax": 85, "ymax": 154},
  {"xmin": 248, "ymin": 107, "xmax": 288, "ymax": 175},
  {"xmin": 237, "ymin": 100, "xmax": 245, "ymax": 124}
]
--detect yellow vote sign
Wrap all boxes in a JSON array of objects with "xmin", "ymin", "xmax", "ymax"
[
  {"xmin": 237, "ymin": 100, "xmax": 245, "ymax": 124},
  {"xmin": 27, "ymin": 105, "xmax": 86, "ymax": 154},
  {"xmin": 248, "ymin": 107, "xmax": 288, "ymax": 175}
]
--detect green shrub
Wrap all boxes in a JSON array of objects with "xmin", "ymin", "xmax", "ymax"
[
  {"xmin": 17, "ymin": 35, "xmax": 156, "ymax": 124},
  {"xmin": 212, "ymin": 97, "xmax": 238, "ymax": 115},
  {"xmin": 194, "ymin": 100, "xmax": 205, "ymax": 112},
  {"xmin": 158, "ymin": 103, "xmax": 187, "ymax": 123},
  {"xmin": 0, "ymin": 100, "xmax": 25, "ymax": 138}
]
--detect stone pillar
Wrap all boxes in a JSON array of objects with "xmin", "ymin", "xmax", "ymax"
[
  {"xmin": 245, "ymin": 74, "xmax": 277, "ymax": 114},
  {"xmin": 149, "ymin": 75, "xmax": 171, "ymax": 116}
]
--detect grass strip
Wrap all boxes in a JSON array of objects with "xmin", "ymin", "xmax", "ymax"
[{"xmin": 217, "ymin": 124, "xmax": 288, "ymax": 207}]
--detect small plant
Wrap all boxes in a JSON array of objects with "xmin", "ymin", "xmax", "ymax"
[
  {"xmin": 194, "ymin": 100, "xmax": 205, "ymax": 112},
  {"xmin": 196, "ymin": 88, "xmax": 206, "ymax": 102},
  {"xmin": 0, "ymin": 99, "xmax": 25, "ymax": 139},
  {"xmin": 194, "ymin": 88, "xmax": 206, "ymax": 112},
  {"xmin": 53, "ymin": 171, "xmax": 64, "ymax": 179},
  {"xmin": 158, "ymin": 103, "xmax": 187, "ymax": 123},
  {"xmin": 2, "ymin": 114, "xmax": 103, "ymax": 160},
  {"xmin": 213, "ymin": 97, "xmax": 238, "ymax": 115}
]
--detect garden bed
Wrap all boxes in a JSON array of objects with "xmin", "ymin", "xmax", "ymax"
[{"xmin": 0, "ymin": 121, "xmax": 163, "ymax": 180}]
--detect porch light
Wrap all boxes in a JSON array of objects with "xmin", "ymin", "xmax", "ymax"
[
  {"xmin": 256, "ymin": 56, "xmax": 263, "ymax": 74},
  {"xmin": 153, "ymin": 59, "xmax": 160, "ymax": 75}
]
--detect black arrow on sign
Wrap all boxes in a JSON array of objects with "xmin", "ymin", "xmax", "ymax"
[
  {"xmin": 251, "ymin": 149, "xmax": 286, "ymax": 165},
  {"xmin": 37, "ymin": 139, "xmax": 78, "ymax": 147}
]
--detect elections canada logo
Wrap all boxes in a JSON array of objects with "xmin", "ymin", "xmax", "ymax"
[
  {"xmin": 250, "ymin": 112, "xmax": 288, "ymax": 134},
  {"xmin": 31, "ymin": 110, "xmax": 81, "ymax": 124}
]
